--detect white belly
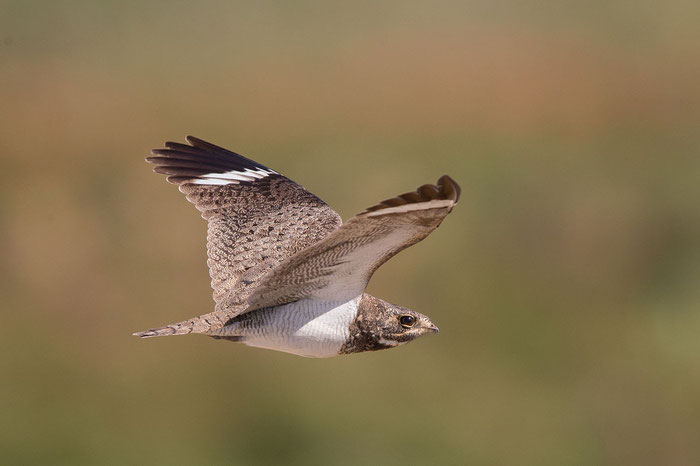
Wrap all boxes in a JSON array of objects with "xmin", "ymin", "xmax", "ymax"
[{"xmin": 217, "ymin": 296, "xmax": 361, "ymax": 358}]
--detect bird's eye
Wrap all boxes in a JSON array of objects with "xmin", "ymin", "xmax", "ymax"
[{"xmin": 399, "ymin": 315, "xmax": 416, "ymax": 328}]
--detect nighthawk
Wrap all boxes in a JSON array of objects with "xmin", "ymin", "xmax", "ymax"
[{"xmin": 134, "ymin": 136, "xmax": 460, "ymax": 357}]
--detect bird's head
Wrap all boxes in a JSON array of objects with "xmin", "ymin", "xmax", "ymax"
[
  {"xmin": 376, "ymin": 305, "xmax": 439, "ymax": 346},
  {"xmin": 349, "ymin": 295, "xmax": 439, "ymax": 352}
]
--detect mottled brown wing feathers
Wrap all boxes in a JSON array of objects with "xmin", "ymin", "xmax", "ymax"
[
  {"xmin": 247, "ymin": 175, "xmax": 460, "ymax": 309},
  {"xmin": 135, "ymin": 136, "xmax": 341, "ymax": 337}
]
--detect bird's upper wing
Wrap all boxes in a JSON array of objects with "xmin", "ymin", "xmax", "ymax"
[
  {"xmin": 247, "ymin": 175, "xmax": 460, "ymax": 309},
  {"xmin": 147, "ymin": 136, "xmax": 342, "ymax": 325}
]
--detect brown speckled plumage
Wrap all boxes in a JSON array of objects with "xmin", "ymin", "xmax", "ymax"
[{"xmin": 134, "ymin": 136, "xmax": 458, "ymax": 357}]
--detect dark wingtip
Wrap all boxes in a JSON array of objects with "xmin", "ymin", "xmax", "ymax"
[
  {"xmin": 359, "ymin": 175, "xmax": 461, "ymax": 215},
  {"xmin": 437, "ymin": 175, "xmax": 461, "ymax": 203},
  {"xmin": 185, "ymin": 135, "xmax": 224, "ymax": 151},
  {"xmin": 144, "ymin": 136, "xmax": 276, "ymax": 186}
]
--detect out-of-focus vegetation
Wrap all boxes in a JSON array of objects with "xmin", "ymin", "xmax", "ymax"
[{"xmin": 1, "ymin": 1, "xmax": 699, "ymax": 465}]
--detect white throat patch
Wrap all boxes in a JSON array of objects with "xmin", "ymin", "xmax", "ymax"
[{"xmin": 377, "ymin": 337, "xmax": 406, "ymax": 347}]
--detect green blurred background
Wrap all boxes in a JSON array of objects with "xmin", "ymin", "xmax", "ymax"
[{"xmin": 1, "ymin": 1, "xmax": 699, "ymax": 465}]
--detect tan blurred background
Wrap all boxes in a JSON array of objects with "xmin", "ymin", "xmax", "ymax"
[{"xmin": 1, "ymin": 1, "xmax": 700, "ymax": 465}]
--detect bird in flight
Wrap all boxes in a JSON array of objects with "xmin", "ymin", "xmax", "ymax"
[{"xmin": 134, "ymin": 136, "xmax": 460, "ymax": 357}]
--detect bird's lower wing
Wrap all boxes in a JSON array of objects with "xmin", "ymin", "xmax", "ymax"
[{"xmin": 247, "ymin": 175, "xmax": 460, "ymax": 309}]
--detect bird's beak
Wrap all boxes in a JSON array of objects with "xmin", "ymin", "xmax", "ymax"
[{"xmin": 428, "ymin": 324, "xmax": 439, "ymax": 333}]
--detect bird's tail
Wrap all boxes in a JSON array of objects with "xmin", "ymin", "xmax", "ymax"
[
  {"xmin": 132, "ymin": 323, "xmax": 193, "ymax": 338},
  {"xmin": 133, "ymin": 313, "xmax": 225, "ymax": 338}
]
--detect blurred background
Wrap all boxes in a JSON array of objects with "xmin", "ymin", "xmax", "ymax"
[{"xmin": 1, "ymin": 1, "xmax": 699, "ymax": 465}]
